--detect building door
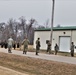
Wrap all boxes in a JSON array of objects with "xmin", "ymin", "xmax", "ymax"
[{"xmin": 59, "ymin": 36, "xmax": 70, "ymax": 52}]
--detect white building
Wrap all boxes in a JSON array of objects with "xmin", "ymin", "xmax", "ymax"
[{"xmin": 34, "ymin": 26, "xmax": 76, "ymax": 52}]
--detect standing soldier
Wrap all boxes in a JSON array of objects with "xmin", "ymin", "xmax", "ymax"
[
  {"xmin": 4, "ymin": 40, "xmax": 8, "ymax": 49},
  {"xmin": 47, "ymin": 41, "xmax": 51, "ymax": 54},
  {"xmin": 13, "ymin": 41, "xmax": 16, "ymax": 50},
  {"xmin": 70, "ymin": 42, "xmax": 75, "ymax": 57},
  {"xmin": 1, "ymin": 40, "xmax": 4, "ymax": 48},
  {"xmin": 7, "ymin": 37, "xmax": 14, "ymax": 53},
  {"xmin": 17, "ymin": 42, "xmax": 20, "ymax": 48},
  {"xmin": 22, "ymin": 37, "xmax": 29, "ymax": 54},
  {"xmin": 36, "ymin": 38, "xmax": 41, "ymax": 55},
  {"xmin": 54, "ymin": 43, "xmax": 59, "ymax": 55}
]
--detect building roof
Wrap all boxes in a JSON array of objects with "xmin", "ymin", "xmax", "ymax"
[{"xmin": 35, "ymin": 26, "xmax": 76, "ymax": 31}]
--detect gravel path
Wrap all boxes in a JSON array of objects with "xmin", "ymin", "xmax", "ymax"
[{"xmin": 0, "ymin": 48, "xmax": 76, "ymax": 65}]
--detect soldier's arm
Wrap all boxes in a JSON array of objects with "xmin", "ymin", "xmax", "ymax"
[{"xmin": 22, "ymin": 40, "xmax": 24, "ymax": 45}]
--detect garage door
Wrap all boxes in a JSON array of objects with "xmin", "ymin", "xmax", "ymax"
[{"xmin": 59, "ymin": 36, "xmax": 70, "ymax": 52}]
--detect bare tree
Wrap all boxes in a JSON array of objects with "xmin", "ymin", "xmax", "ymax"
[
  {"xmin": 27, "ymin": 18, "xmax": 36, "ymax": 44},
  {"xmin": 0, "ymin": 22, "xmax": 5, "ymax": 40},
  {"xmin": 0, "ymin": 17, "xmax": 43, "ymax": 45},
  {"xmin": 7, "ymin": 18, "xmax": 15, "ymax": 37},
  {"xmin": 19, "ymin": 16, "xmax": 26, "ymax": 39}
]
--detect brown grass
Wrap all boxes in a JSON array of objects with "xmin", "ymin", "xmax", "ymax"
[{"xmin": 0, "ymin": 52, "xmax": 76, "ymax": 75}]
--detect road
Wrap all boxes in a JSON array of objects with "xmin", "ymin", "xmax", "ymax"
[{"xmin": 0, "ymin": 48, "xmax": 76, "ymax": 65}]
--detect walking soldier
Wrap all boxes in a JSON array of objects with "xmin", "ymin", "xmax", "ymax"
[
  {"xmin": 22, "ymin": 37, "xmax": 29, "ymax": 54},
  {"xmin": 54, "ymin": 43, "xmax": 59, "ymax": 55},
  {"xmin": 47, "ymin": 41, "xmax": 51, "ymax": 54},
  {"xmin": 70, "ymin": 42, "xmax": 75, "ymax": 57},
  {"xmin": 36, "ymin": 38, "xmax": 41, "ymax": 55},
  {"xmin": 7, "ymin": 37, "xmax": 14, "ymax": 53}
]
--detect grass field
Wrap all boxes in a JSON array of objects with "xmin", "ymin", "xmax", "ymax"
[{"xmin": 0, "ymin": 52, "xmax": 76, "ymax": 75}]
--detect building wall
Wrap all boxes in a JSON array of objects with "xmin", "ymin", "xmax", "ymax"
[
  {"xmin": 34, "ymin": 31, "xmax": 50, "ymax": 49},
  {"xmin": 34, "ymin": 30, "xmax": 76, "ymax": 52},
  {"xmin": 52, "ymin": 30, "xmax": 71, "ymax": 49},
  {"xmin": 72, "ymin": 30, "xmax": 76, "ymax": 52}
]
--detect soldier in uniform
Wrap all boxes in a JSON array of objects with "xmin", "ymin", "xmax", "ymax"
[
  {"xmin": 36, "ymin": 38, "xmax": 41, "ymax": 55},
  {"xmin": 1, "ymin": 40, "xmax": 4, "ymax": 48},
  {"xmin": 4, "ymin": 40, "xmax": 8, "ymax": 49},
  {"xmin": 47, "ymin": 41, "xmax": 51, "ymax": 54},
  {"xmin": 17, "ymin": 42, "xmax": 20, "ymax": 48},
  {"xmin": 54, "ymin": 43, "xmax": 59, "ymax": 55},
  {"xmin": 7, "ymin": 37, "xmax": 14, "ymax": 53},
  {"xmin": 13, "ymin": 41, "xmax": 16, "ymax": 50},
  {"xmin": 70, "ymin": 42, "xmax": 75, "ymax": 57},
  {"xmin": 22, "ymin": 37, "xmax": 29, "ymax": 54}
]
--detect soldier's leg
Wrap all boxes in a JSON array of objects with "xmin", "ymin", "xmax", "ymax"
[
  {"xmin": 8, "ymin": 48, "xmax": 10, "ymax": 53},
  {"xmin": 36, "ymin": 49, "xmax": 39, "ymax": 55},
  {"xmin": 25, "ymin": 49, "xmax": 27, "ymax": 54},
  {"xmin": 71, "ymin": 51, "xmax": 72, "ymax": 56},
  {"xmin": 25, "ymin": 46, "xmax": 28, "ymax": 54},
  {"xmin": 36, "ymin": 46, "xmax": 38, "ymax": 55},
  {"xmin": 49, "ymin": 50, "xmax": 51, "ymax": 54},
  {"xmin": 36, "ymin": 50, "xmax": 38, "ymax": 55},
  {"xmin": 56, "ymin": 50, "xmax": 58, "ymax": 55},
  {"xmin": 10, "ymin": 45, "xmax": 12, "ymax": 53},
  {"xmin": 8, "ymin": 46, "xmax": 11, "ymax": 53},
  {"xmin": 49, "ymin": 48, "xmax": 51, "ymax": 54},
  {"xmin": 55, "ymin": 50, "xmax": 56, "ymax": 55},
  {"xmin": 71, "ymin": 52, "xmax": 73, "ymax": 57},
  {"xmin": 71, "ymin": 51, "xmax": 74, "ymax": 57},
  {"xmin": 23, "ymin": 46, "xmax": 25, "ymax": 54},
  {"xmin": 72, "ymin": 51, "xmax": 74, "ymax": 57},
  {"xmin": 9, "ymin": 48, "xmax": 11, "ymax": 53},
  {"xmin": 47, "ymin": 47, "xmax": 49, "ymax": 52},
  {"xmin": 55, "ymin": 50, "xmax": 57, "ymax": 55}
]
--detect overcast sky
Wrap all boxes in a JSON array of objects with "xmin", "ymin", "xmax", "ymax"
[{"xmin": 0, "ymin": 0, "xmax": 76, "ymax": 27}]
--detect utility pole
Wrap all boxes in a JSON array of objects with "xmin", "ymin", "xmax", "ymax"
[{"xmin": 50, "ymin": 0, "xmax": 55, "ymax": 48}]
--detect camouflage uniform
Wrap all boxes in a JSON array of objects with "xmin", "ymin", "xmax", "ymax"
[
  {"xmin": 36, "ymin": 38, "xmax": 40, "ymax": 55},
  {"xmin": 54, "ymin": 44, "xmax": 59, "ymax": 55},
  {"xmin": 13, "ymin": 41, "xmax": 16, "ymax": 50},
  {"xmin": 22, "ymin": 38, "xmax": 29, "ymax": 54},
  {"xmin": 70, "ymin": 42, "xmax": 75, "ymax": 57},
  {"xmin": 8, "ymin": 38, "xmax": 13, "ymax": 53}
]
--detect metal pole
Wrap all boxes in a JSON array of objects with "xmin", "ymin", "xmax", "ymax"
[
  {"xmin": 50, "ymin": 0, "xmax": 55, "ymax": 48},
  {"xmin": 70, "ymin": 30, "xmax": 72, "ymax": 46}
]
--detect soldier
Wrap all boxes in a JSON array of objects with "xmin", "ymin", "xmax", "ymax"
[
  {"xmin": 7, "ymin": 37, "xmax": 14, "ymax": 53},
  {"xmin": 47, "ymin": 41, "xmax": 51, "ymax": 54},
  {"xmin": 70, "ymin": 42, "xmax": 75, "ymax": 57},
  {"xmin": 54, "ymin": 43, "xmax": 59, "ymax": 55},
  {"xmin": 4, "ymin": 40, "xmax": 8, "ymax": 49},
  {"xmin": 46, "ymin": 40, "xmax": 49, "ymax": 52},
  {"xmin": 36, "ymin": 38, "xmax": 41, "ymax": 55},
  {"xmin": 1, "ymin": 40, "xmax": 4, "ymax": 48},
  {"xmin": 22, "ymin": 37, "xmax": 29, "ymax": 54},
  {"xmin": 17, "ymin": 42, "xmax": 20, "ymax": 48},
  {"xmin": 13, "ymin": 41, "xmax": 16, "ymax": 50}
]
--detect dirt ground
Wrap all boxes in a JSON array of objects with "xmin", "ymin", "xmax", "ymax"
[
  {"xmin": 0, "ymin": 66, "xmax": 28, "ymax": 75},
  {"xmin": 0, "ymin": 52, "xmax": 76, "ymax": 75}
]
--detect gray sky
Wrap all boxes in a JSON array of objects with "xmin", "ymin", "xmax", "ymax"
[{"xmin": 0, "ymin": 0, "xmax": 76, "ymax": 27}]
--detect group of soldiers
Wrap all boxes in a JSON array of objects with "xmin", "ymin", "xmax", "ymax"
[
  {"xmin": 7, "ymin": 37, "xmax": 29, "ymax": 54},
  {"xmin": 0, "ymin": 37, "xmax": 75, "ymax": 57},
  {"xmin": 35, "ymin": 38, "xmax": 59, "ymax": 55},
  {"xmin": 0, "ymin": 37, "xmax": 30, "ymax": 54},
  {"xmin": 35, "ymin": 38, "xmax": 75, "ymax": 57},
  {"xmin": 0, "ymin": 40, "xmax": 20, "ymax": 50}
]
